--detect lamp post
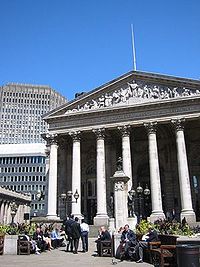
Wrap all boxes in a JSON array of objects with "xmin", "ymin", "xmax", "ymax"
[
  {"xmin": 59, "ymin": 189, "xmax": 79, "ymax": 219},
  {"xmin": 10, "ymin": 201, "xmax": 18, "ymax": 226},
  {"xmin": 128, "ymin": 183, "xmax": 150, "ymax": 222},
  {"xmin": 36, "ymin": 190, "xmax": 45, "ymax": 201}
]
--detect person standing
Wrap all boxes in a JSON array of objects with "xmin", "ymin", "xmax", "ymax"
[
  {"xmin": 64, "ymin": 214, "xmax": 74, "ymax": 252},
  {"xmin": 80, "ymin": 219, "xmax": 89, "ymax": 252},
  {"xmin": 71, "ymin": 217, "xmax": 81, "ymax": 254}
]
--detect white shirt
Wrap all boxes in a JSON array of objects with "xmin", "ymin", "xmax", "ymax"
[{"xmin": 80, "ymin": 222, "xmax": 89, "ymax": 232}]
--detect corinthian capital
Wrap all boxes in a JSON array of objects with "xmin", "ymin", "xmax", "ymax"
[
  {"xmin": 171, "ymin": 118, "xmax": 185, "ymax": 132},
  {"xmin": 45, "ymin": 133, "xmax": 58, "ymax": 146},
  {"xmin": 92, "ymin": 128, "xmax": 105, "ymax": 140},
  {"xmin": 118, "ymin": 125, "xmax": 131, "ymax": 137},
  {"xmin": 144, "ymin": 122, "xmax": 157, "ymax": 134},
  {"xmin": 69, "ymin": 131, "xmax": 81, "ymax": 142}
]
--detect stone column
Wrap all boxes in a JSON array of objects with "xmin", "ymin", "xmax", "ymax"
[
  {"xmin": 118, "ymin": 125, "xmax": 133, "ymax": 191},
  {"xmin": 0, "ymin": 201, "xmax": 5, "ymax": 224},
  {"xmin": 93, "ymin": 128, "xmax": 108, "ymax": 226},
  {"xmin": 171, "ymin": 119, "xmax": 196, "ymax": 223},
  {"xmin": 4, "ymin": 202, "xmax": 9, "ymax": 224},
  {"xmin": 44, "ymin": 146, "xmax": 50, "ymax": 216},
  {"xmin": 144, "ymin": 122, "xmax": 165, "ymax": 222},
  {"xmin": 70, "ymin": 131, "xmax": 82, "ymax": 218},
  {"xmin": 46, "ymin": 134, "xmax": 59, "ymax": 220},
  {"xmin": 6, "ymin": 203, "xmax": 11, "ymax": 224}
]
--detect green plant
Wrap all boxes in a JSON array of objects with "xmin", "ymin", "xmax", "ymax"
[
  {"xmin": 136, "ymin": 219, "xmax": 194, "ymax": 237},
  {"xmin": 0, "ymin": 225, "xmax": 7, "ymax": 235},
  {"xmin": 136, "ymin": 220, "xmax": 154, "ymax": 235}
]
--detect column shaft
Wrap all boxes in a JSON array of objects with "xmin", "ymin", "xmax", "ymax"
[
  {"xmin": 71, "ymin": 132, "xmax": 82, "ymax": 217},
  {"xmin": 120, "ymin": 126, "xmax": 132, "ymax": 191},
  {"xmin": 145, "ymin": 122, "xmax": 165, "ymax": 222},
  {"xmin": 93, "ymin": 129, "xmax": 108, "ymax": 226},
  {"xmin": 172, "ymin": 119, "xmax": 196, "ymax": 223},
  {"xmin": 47, "ymin": 135, "xmax": 58, "ymax": 219}
]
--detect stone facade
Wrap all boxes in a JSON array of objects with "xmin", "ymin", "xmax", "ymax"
[
  {"xmin": 43, "ymin": 71, "xmax": 200, "ymax": 225},
  {"xmin": 0, "ymin": 186, "xmax": 31, "ymax": 224}
]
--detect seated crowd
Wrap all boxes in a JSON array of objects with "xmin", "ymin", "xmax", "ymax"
[
  {"xmin": 20, "ymin": 215, "xmax": 90, "ymax": 255},
  {"xmin": 21, "ymin": 224, "xmax": 65, "ymax": 254}
]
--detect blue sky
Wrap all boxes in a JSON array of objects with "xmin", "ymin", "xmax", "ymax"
[{"xmin": 0, "ymin": 0, "xmax": 199, "ymax": 100}]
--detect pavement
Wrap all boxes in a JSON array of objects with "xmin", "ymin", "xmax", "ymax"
[{"xmin": 0, "ymin": 238, "xmax": 154, "ymax": 267}]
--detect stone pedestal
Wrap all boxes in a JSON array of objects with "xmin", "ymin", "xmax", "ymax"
[
  {"xmin": 4, "ymin": 235, "xmax": 18, "ymax": 255},
  {"xmin": 110, "ymin": 170, "xmax": 131, "ymax": 230}
]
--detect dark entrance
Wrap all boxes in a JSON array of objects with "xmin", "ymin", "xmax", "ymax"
[{"xmin": 86, "ymin": 178, "xmax": 97, "ymax": 225}]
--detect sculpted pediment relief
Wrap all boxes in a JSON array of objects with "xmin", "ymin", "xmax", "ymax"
[{"xmin": 65, "ymin": 80, "xmax": 200, "ymax": 114}]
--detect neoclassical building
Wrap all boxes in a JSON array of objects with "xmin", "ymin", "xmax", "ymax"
[
  {"xmin": 0, "ymin": 186, "xmax": 31, "ymax": 224},
  {"xmin": 43, "ymin": 71, "xmax": 200, "ymax": 225}
]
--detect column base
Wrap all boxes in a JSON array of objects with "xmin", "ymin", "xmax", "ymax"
[
  {"xmin": 46, "ymin": 214, "xmax": 60, "ymax": 221},
  {"xmin": 127, "ymin": 217, "xmax": 138, "ymax": 230},
  {"xmin": 180, "ymin": 210, "xmax": 196, "ymax": 224},
  {"xmin": 150, "ymin": 211, "xmax": 165, "ymax": 223},
  {"xmin": 108, "ymin": 218, "xmax": 115, "ymax": 232},
  {"xmin": 94, "ymin": 214, "xmax": 109, "ymax": 226}
]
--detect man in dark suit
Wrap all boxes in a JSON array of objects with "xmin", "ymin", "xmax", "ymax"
[
  {"xmin": 71, "ymin": 217, "xmax": 81, "ymax": 254},
  {"xmin": 95, "ymin": 226, "xmax": 111, "ymax": 255},
  {"xmin": 121, "ymin": 224, "xmax": 137, "ymax": 260},
  {"xmin": 65, "ymin": 214, "xmax": 74, "ymax": 252}
]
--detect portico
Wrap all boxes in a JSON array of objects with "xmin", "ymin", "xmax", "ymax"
[{"xmin": 43, "ymin": 71, "xmax": 200, "ymax": 225}]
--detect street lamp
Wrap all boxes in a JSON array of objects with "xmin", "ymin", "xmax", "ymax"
[
  {"xmin": 128, "ymin": 183, "xmax": 150, "ymax": 222},
  {"xmin": 59, "ymin": 189, "xmax": 79, "ymax": 219},
  {"xmin": 36, "ymin": 190, "xmax": 45, "ymax": 201},
  {"xmin": 10, "ymin": 201, "xmax": 18, "ymax": 225}
]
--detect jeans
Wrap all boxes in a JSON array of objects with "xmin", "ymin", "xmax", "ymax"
[{"xmin": 81, "ymin": 231, "xmax": 88, "ymax": 251}]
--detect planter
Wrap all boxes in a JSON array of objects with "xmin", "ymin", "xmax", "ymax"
[{"xmin": 0, "ymin": 234, "xmax": 5, "ymax": 255}]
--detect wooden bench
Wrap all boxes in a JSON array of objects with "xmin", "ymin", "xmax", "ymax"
[
  {"xmin": 99, "ymin": 235, "xmax": 114, "ymax": 257},
  {"xmin": 17, "ymin": 235, "xmax": 31, "ymax": 255},
  {"xmin": 149, "ymin": 235, "xmax": 178, "ymax": 267},
  {"xmin": 0, "ymin": 235, "xmax": 4, "ymax": 255}
]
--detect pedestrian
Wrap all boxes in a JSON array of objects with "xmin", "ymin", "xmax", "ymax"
[
  {"xmin": 80, "ymin": 219, "xmax": 89, "ymax": 252},
  {"xmin": 71, "ymin": 217, "xmax": 81, "ymax": 254},
  {"xmin": 64, "ymin": 214, "xmax": 74, "ymax": 252}
]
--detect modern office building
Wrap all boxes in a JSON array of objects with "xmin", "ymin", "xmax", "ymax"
[
  {"xmin": 43, "ymin": 71, "xmax": 200, "ymax": 225},
  {"xmin": 0, "ymin": 83, "xmax": 67, "ymax": 144},
  {"xmin": 0, "ymin": 83, "xmax": 67, "ymax": 218}
]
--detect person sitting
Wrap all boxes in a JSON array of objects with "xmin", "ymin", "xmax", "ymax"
[
  {"xmin": 95, "ymin": 226, "xmax": 111, "ymax": 256},
  {"xmin": 43, "ymin": 227, "xmax": 53, "ymax": 250},
  {"xmin": 120, "ymin": 224, "xmax": 137, "ymax": 261},
  {"xmin": 32, "ymin": 227, "xmax": 47, "ymax": 252},
  {"xmin": 51, "ymin": 227, "xmax": 64, "ymax": 249},
  {"xmin": 137, "ymin": 227, "xmax": 159, "ymax": 263},
  {"xmin": 19, "ymin": 231, "xmax": 40, "ymax": 255}
]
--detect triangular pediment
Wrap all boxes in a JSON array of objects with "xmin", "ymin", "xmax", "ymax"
[{"xmin": 43, "ymin": 71, "xmax": 200, "ymax": 120}]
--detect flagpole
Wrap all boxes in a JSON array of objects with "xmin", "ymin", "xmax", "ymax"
[{"xmin": 131, "ymin": 24, "xmax": 137, "ymax": 71}]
